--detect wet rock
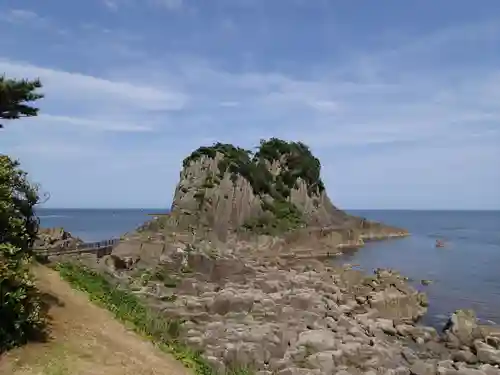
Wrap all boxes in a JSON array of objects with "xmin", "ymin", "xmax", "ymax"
[
  {"xmin": 368, "ymin": 286, "xmax": 426, "ymax": 323},
  {"xmin": 485, "ymin": 336, "xmax": 500, "ymax": 350},
  {"xmin": 443, "ymin": 310, "xmax": 481, "ymax": 347}
]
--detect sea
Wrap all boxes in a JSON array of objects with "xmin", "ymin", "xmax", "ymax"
[{"xmin": 37, "ymin": 208, "xmax": 500, "ymax": 328}]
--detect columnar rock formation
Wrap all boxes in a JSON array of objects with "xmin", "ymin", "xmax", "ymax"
[
  {"xmin": 85, "ymin": 138, "xmax": 500, "ymax": 375},
  {"xmin": 168, "ymin": 138, "xmax": 408, "ymax": 247}
]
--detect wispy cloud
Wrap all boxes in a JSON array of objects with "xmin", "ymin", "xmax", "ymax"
[
  {"xmin": 152, "ymin": 0, "xmax": 185, "ymax": 11},
  {"xmin": 0, "ymin": 9, "xmax": 43, "ymax": 24},
  {"xmin": 0, "ymin": 59, "xmax": 187, "ymax": 136},
  {"xmin": 0, "ymin": 1, "xmax": 499, "ymax": 208},
  {"xmin": 0, "ymin": 8, "xmax": 68, "ymax": 35},
  {"xmin": 102, "ymin": 0, "xmax": 185, "ymax": 11},
  {"xmin": 102, "ymin": 0, "xmax": 120, "ymax": 11},
  {"xmin": 37, "ymin": 114, "xmax": 154, "ymax": 133}
]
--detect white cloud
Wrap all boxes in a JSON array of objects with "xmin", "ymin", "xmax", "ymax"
[
  {"xmin": 3, "ymin": 38, "xmax": 499, "ymax": 147},
  {"xmin": 152, "ymin": 0, "xmax": 184, "ymax": 10},
  {"xmin": 102, "ymin": 0, "xmax": 120, "ymax": 11},
  {"xmin": 0, "ymin": 60, "xmax": 187, "ymax": 111},
  {"xmin": 102, "ymin": 0, "xmax": 185, "ymax": 11},
  {"xmin": 0, "ymin": 8, "xmax": 68, "ymax": 35},
  {"xmin": 37, "ymin": 114, "xmax": 154, "ymax": 133},
  {"xmin": 307, "ymin": 100, "xmax": 340, "ymax": 113},
  {"xmin": 0, "ymin": 58, "xmax": 188, "ymax": 138},
  {"xmin": 1, "ymin": 11, "xmax": 499, "ymax": 208},
  {"xmin": 2, "ymin": 9, "xmax": 40, "ymax": 22}
]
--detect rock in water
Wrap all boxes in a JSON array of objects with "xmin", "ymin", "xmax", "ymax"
[
  {"xmin": 166, "ymin": 138, "xmax": 408, "ymax": 245},
  {"xmin": 443, "ymin": 309, "xmax": 482, "ymax": 347}
]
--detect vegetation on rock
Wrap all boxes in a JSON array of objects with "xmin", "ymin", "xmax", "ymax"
[{"xmin": 182, "ymin": 138, "xmax": 326, "ymax": 235}]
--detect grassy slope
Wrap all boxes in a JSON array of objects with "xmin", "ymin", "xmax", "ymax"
[
  {"xmin": 0, "ymin": 263, "xmax": 252, "ymax": 375},
  {"xmin": 54, "ymin": 262, "xmax": 252, "ymax": 375},
  {"xmin": 0, "ymin": 263, "xmax": 192, "ymax": 375}
]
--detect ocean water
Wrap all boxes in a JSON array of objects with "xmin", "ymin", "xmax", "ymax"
[
  {"xmin": 343, "ymin": 210, "xmax": 500, "ymax": 327},
  {"xmin": 36, "ymin": 208, "xmax": 162, "ymax": 242},
  {"xmin": 37, "ymin": 208, "xmax": 500, "ymax": 328}
]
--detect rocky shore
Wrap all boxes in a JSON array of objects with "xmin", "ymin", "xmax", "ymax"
[
  {"xmin": 101, "ymin": 233, "xmax": 500, "ymax": 375},
  {"xmin": 50, "ymin": 139, "xmax": 500, "ymax": 374}
]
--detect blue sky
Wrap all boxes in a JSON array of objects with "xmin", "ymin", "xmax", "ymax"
[{"xmin": 0, "ymin": 0, "xmax": 499, "ymax": 210}]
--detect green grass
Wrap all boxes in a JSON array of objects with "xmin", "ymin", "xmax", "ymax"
[{"xmin": 54, "ymin": 262, "xmax": 253, "ymax": 375}]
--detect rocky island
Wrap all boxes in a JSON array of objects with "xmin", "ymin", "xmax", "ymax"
[
  {"xmin": 142, "ymin": 138, "xmax": 407, "ymax": 250},
  {"xmin": 66, "ymin": 139, "xmax": 500, "ymax": 375}
]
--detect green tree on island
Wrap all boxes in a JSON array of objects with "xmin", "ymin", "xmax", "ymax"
[
  {"xmin": 0, "ymin": 75, "xmax": 45, "ymax": 351},
  {"xmin": 0, "ymin": 75, "xmax": 44, "ymax": 129}
]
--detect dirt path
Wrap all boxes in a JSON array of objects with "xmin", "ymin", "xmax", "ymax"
[{"xmin": 0, "ymin": 264, "xmax": 191, "ymax": 375}]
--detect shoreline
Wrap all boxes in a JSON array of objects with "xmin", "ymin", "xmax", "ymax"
[
  {"xmin": 38, "ymin": 223, "xmax": 500, "ymax": 374},
  {"xmin": 91, "ymin": 228, "xmax": 500, "ymax": 374}
]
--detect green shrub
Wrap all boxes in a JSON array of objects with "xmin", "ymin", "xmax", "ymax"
[
  {"xmin": 0, "ymin": 155, "xmax": 45, "ymax": 352},
  {"xmin": 181, "ymin": 138, "xmax": 324, "ymax": 234}
]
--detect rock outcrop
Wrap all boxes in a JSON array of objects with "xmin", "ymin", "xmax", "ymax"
[
  {"xmin": 34, "ymin": 227, "xmax": 83, "ymax": 249},
  {"xmin": 107, "ymin": 237, "xmax": 500, "ymax": 375},
  {"xmin": 66, "ymin": 138, "xmax": 499, "ymax": 375},
  {"xmin": 167, "ymin": 139, "xmax": 408, "ymax": 247}
]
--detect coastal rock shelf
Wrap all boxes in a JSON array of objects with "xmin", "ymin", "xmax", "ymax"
[
  {"xmin": 151, "ymin": 138, "xmax": 408, "ymax": 249},
  {"xmin": 108, "ymin": 237, "xmax": 500, "ymax": 375},
  {"xmin": 62, "ymin": 139, "xmax": 499, "ymax": 374}
]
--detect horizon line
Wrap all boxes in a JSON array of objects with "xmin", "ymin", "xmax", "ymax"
[{"xmin": 36, "ymin": 207, "xmax": 500, "ymax": 212}]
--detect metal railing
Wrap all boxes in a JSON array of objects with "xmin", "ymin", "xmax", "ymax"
[{"xmin": 34, "ymin": 238, "xmax": 120, "ymax": 257}]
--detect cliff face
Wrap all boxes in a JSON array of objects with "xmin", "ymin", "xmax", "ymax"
[{"xmin": 170, "ymin": 138, "xmax": 408, "ymax": 246}]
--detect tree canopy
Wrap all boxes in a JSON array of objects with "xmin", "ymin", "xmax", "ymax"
[
  {"xmin": 0, "ymin": 75, "xmax": 44, "ymax": 129},
  {"xmin": 0, "ymin": 74, "xmax": 45, "ymax": 351}
]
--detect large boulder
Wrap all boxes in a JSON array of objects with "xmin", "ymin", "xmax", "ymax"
[
  {"xmin": 34, "ymin": 227, "xmax": 83, "ymax": 249},
  {"xmin": 167, "ymin": 138, "xmax": 408, "ymax": 244},
  {"xmin": 442, "ymin": 310, "xmax": 481, "ymax": 347}
]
